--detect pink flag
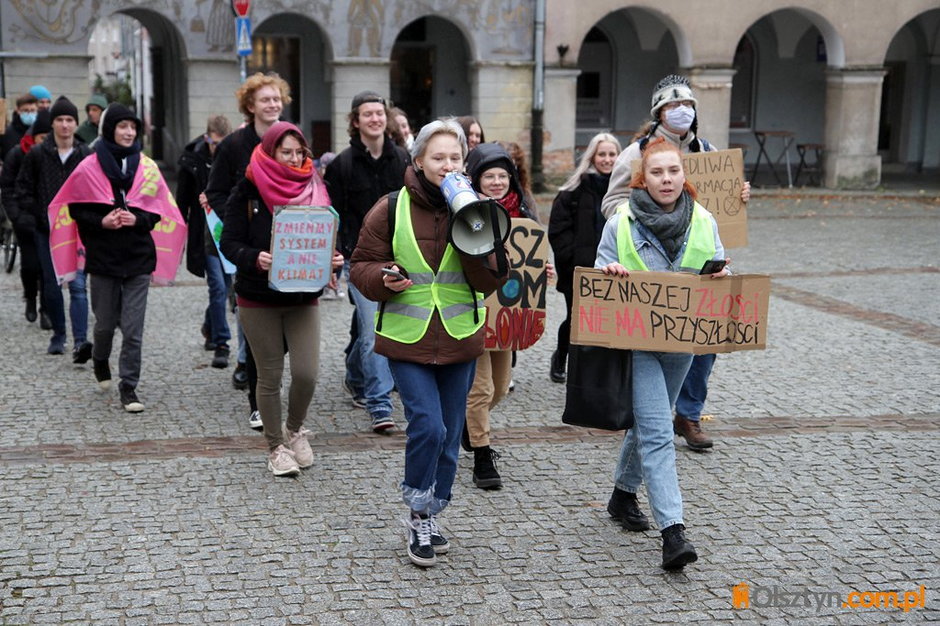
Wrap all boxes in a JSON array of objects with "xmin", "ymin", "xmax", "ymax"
[{"xmin": 48, "ymin": 154, "xmax": 187, "ymax": 285}]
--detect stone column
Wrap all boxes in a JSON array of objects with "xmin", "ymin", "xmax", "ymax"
[
  {"xmin": 686, "ymin": 67, "xmax": 736, "ymax": 150},
  {"xmin": 3, "ymin": 56, "xmax": 92, "ymax": 113},
  {"xmin": 329, "ymin": 60, "xmax": 391, "ymax": 153},
  {"xmin": 823, "ymin": 67, "xmax": 886, "ymax": 189},
  {"xmin": 186, "ymin": 58, "xmax": 242, "ymax": 141},
  {"xmin": 472, "ymin": 61, "xmax": 533, "ymax": 148},
  {"xmin": 543, "ymin": 67, "xmax": 580, "ymax": 177}
]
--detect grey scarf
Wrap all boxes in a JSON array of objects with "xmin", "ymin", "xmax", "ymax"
[{"xmin": 629, "ymin": 188, "xmax": 693, "ymax": 261}]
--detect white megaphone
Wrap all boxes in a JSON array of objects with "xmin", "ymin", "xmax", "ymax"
[{"xmin": 441, "ymin": 171, "xmax": 510, "ymax": 257}]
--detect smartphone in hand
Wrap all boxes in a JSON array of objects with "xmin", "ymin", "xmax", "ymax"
[
  {"xmin": 382, "ymin": 267, "xmax": 406, "ymax": 281},
  {"xmin": 699, "ymin": 259, "xmax": 728, "ymax": 275}
]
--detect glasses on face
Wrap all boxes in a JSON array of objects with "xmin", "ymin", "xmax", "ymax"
[{"xmin": 204, "ymin": 134, "xmax": 219, "ymax": 146}]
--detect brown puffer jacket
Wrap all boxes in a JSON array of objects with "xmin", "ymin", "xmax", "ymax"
[{"xmin": 350, "ymin": 166, "xmax": 506, "ymax": 365}]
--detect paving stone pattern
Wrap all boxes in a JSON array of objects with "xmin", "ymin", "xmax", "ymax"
[{"xmin": 1, "ymin": 195, "xmax": 938, "ymax": 624}]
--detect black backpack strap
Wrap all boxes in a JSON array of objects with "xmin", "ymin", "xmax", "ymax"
[{"xmin": 376, "ymin": 189, "xmax": 400, "ymax": 333}]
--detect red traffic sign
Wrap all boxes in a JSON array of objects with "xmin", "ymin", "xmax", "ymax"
[{"xmin": 232, "ymin": 0, "xmax": 250, "ymax": 18}]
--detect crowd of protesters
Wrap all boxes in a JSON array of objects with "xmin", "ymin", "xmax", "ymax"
[{"xmin": 0, "ymin": 72, "xmax": 747, "ymax": 572}]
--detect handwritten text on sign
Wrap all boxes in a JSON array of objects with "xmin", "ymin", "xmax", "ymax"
[
  {"xmin": 633, "ymin": 148, "xmax": 748, "ymax": 248},
  {"xmin": 569, "ymin": 267, "xmax": 770, "ymax": 354},
  {"xmin": 268, "ymin": 206, "xmax": 338, "ymax": 292},
  {"xmin": 484, "ymin": 217, "xmax": 548, "ymax": 351}
]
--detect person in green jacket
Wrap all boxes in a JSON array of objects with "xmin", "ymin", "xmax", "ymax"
[{"xmin": 76, "ymin": 93, "xmax": 109, "ymax": 145}]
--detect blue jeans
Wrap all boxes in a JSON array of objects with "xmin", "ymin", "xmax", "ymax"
[
  {"xmin": 202, "ymin": 254, "xmax": 232, "ymax": 347},
  {"xmin": 614, "ymin": 350, "xmax": 693, "ymax": 530},
  {"xmin": 346, "ymin": 282, "xmax": 394, "ymax": 418},
  {"xmin": 35, "ymin": 231, "xmax": 88, "ymax": 343},
  {"xmin": 675, "ymin": 354, "xmax": 717, "ymax": 422},
  {"xmin": 390, "ymin": 358, "xmax": 476, "ymax": 515}
]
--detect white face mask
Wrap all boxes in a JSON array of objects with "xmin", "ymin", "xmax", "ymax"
[{"xmin": 664, "ymin": 105, "xmax": 695, "ymax": 132}]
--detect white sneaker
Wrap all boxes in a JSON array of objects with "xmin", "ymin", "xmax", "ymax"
[
  {"xmin": 248, "ymin": 410, "xmax": 263, "ymax": 430},
  {"xmin": 267, "ymin": 445, "xmax": 300, "ymax": 476},
  {"xmin": 286, "ymin": 427, "xmax": 313, "ymax": 468}
]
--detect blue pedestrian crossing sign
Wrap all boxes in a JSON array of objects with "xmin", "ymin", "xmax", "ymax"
[{"xmin": 236, "ymin": 17, "xmax": 252, "ymax": 56}]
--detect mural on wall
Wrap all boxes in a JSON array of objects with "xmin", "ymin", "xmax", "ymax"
[
  {"xmin": 2, "ymin": 0, "xmax": 530, "ymax": 60},
  {"xmin": 205, "ymin": 0, "xmax": 235, "ymax": 52},
  {"xmin": 348, "ymin": 0, "xmax": 384, "ymax": 57},
  {"xmin": 7, "ymin": 0, "xmax": 98, "ymax": 45}
]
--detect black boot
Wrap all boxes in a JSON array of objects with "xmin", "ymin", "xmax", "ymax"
[
  {"xmin": 460, "ymin": 422, "xmax": 472, "ymax": 452},
  {"xmin": 25, "ymin": 298, "xmax": 37, "ymax": 323},
  {"xmin": 661, "ymin": 523, "xmax": 698, "ymax": 570},
  {"xmin": 549, "ymin": 350, "xmax": 566, "ymax": 383},
  {"xmin": 606, "ymin": 487, "xmax": 651, "ymax": 531},
  {"xmin": 472, "ymin": 446, "xmax": 503, "ymax": 490}
]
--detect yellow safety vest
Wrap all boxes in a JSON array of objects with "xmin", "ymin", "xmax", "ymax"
[
  {"xmin": 617, "ymin": 202, "xmax": 716, "ymax": 273},
  {"xmin": 375, "ymin": 188, "xmax": 486, "ymax": 344}
]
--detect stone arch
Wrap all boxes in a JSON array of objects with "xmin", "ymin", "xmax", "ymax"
[
  {"xmin": 573, "ymin": 7, "xmax": 689, "ymax": 149},
  {"xmin": 390, "ymin": 15, "xmax": 473, "ymax": 127},
  {"xmin": 253, "ymin": 12, "xmax": 334, "ymax": 156},
  {"xmin": 727, "ymin": 8, "xmax": 835, "ymax": 184},
  {"xmin": 880, "ymin": 8, "xmax": 940, "ymax": 173},
  {"xmin": 93, "ymin": 8, "xmax": 189, "ymax": 165}
]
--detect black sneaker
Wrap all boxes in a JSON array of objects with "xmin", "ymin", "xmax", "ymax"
[
  {"xmin": 211, "ymin": 345, "xmax": 230, "ymax": 369},
  {"xmin": 472, "ymin": 446, "xmax": 503, "ymax": 490},
  {"xmin": 607, "ymin": 487, "xmax": 651, "ymax": 531},
  {"xmin": 428, "ymin": 514, "xmax": 449, "ymax": 554},
  {"xmin": 201, "ymin": 324, "xmax": 215, "ymax": 351},
  {"xmin": 119, "ymin": 383, "xmax": 145, "ymax": 413},
  {"xmin": 247, "ymin": 409, "xmax": 263, "ymax": 431},
  {"xmin": 72, "ymin": 341, "xmax": 93, "ymax": 364},
  {"xmin": 661, "ymin": 523, "xmax": 698, "ymax": 570},
  {"xmin": 405, "ymin": 514, "xmax": 436, "ymax": 567},
  {"xmin": 232, "ymin": 362, "xmax": 249, "ymax": 390},
  {"xmin": 93, "ymin": 359, "xmax": 112, "ymax": 390}
]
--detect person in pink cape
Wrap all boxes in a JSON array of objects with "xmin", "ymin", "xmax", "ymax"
[
  {"xmin": 220, "ymin": 121, "xmax": 343, "ymax": 477},
  {"xmin": 49, "ymin": 103, "xmax": 186, "ymax": 413}
]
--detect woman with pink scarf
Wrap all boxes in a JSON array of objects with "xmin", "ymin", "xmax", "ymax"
[{"xmin": 221, "ymin": 122, "xmax": 343, "ymax": 477}]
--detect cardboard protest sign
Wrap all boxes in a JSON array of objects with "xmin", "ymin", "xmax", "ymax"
[
  {"xmin": 484, "ymin": 217, "xmax": 548, "ymax": 351},
  {"xmin": 268, "ymin": 206, "xmax": 337, "ymax": 292},
  {"xmin": 570, "ymin": 267, "xmax": 770, "ymax": 354},
  {"xmin": 632, "ymin": 148, "xmax": 748, "ymax": 248}
]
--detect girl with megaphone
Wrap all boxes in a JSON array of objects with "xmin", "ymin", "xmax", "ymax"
[{"xmin": 350, "ymin": 119, "xmax": 508, "ymax": 568}]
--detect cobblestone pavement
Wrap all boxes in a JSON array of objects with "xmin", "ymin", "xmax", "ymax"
[{"xmin": 1, "ymin": 194, "xmax": 938, "ymax": 624}]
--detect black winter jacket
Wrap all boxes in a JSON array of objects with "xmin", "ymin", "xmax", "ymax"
[
  {"xmin": 0, "ymin": 146, "xmax": 26, "ymax": 227},
  {"xmin": 323, "ymin": 135, "xmax": 408, "ymax": 258},
  {"xmin": 69, "ymin": 199, "xmax": 160, "ymax": 278},
  {"xmin": 14, "ymin": 136, "xmax": 91, "ymax": 233},
  {"xmin": 219, "ymin": 178, "xmax": 321, "ymax": 306},
  {"xmin": 548, "ymin": 173, "xmax": 610, "ymax": 295},
  {"xmin": 204, "ymin": 124, "xmax": 261, "ymax": 218},
  {"xmin": 0, "ymin": 114, "xmax": 30, "ymax": 161},
  {"xmin": 176, "ymin": 136, "xmax": 214, "ymax": 276}
]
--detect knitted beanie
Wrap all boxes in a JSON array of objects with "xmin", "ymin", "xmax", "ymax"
[
  {"xmin": 649, "ymin": 75, "xmax": 697, "ymax": 118},
  {"xmin": 49, "ymin": 96, "xmax": 79, "ymax": 122}
]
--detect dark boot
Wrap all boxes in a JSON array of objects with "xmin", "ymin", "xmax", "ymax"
[
  {"xmin": 39, "ymin": 310, "xmax": 52, "ymax": 330},
  {"xmin": 460, "ymin": 422, "xmax": 472, "ymax": 452},
  {"xmin": 673, "ymin": 415, "xmax": 714, "ymax": 450},
  {"xmin": 549, "ymin": 350, "xmax": 566, "ymax": 383},
  {"xmin": 212, "ymin": 345, "xmax": 230, "ymax": 369},
  {"xmin": 606, "ymin": 487, "xmax": 651, "ymax": 531},
  {"xmin": 25, "ymin": 298, "xmax": 37, "ymax": 323},
  {"xmin": 472, "ymin": 446, "xmax": 503, "ymax": 490},
  {"xmin": 661, "ymin": 523, "xmax": 698, "ymax": 570}
]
